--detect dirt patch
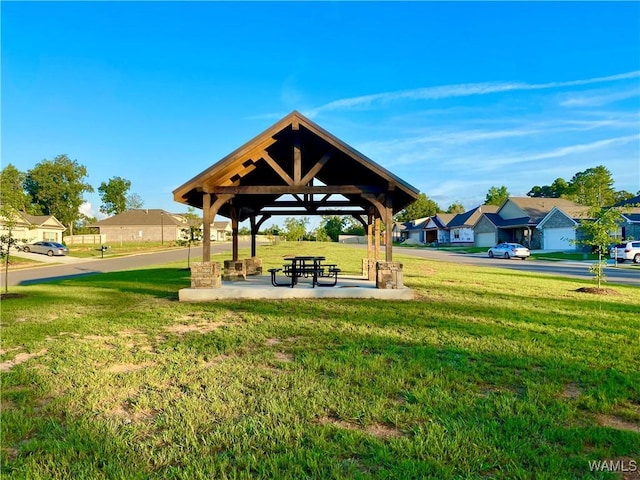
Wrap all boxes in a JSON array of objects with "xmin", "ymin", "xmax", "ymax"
[
  {"xmin": 107, "ymin": 405, "xmax": 157, "ymax": 424},
  {"xmin": 0, "ymin": 349, "xmax": 48, "ymax": 372},
  {"xmin": 274, "ymin": 352, "xmax": 293, "ymax": 362},
  {"xmin": 561, "ymin": 383, "xmax": 583, "ymax": 400},
  {"xmin": 265, "ymin": 338, "xmax": 280, "ymax": 346},
  {"xmin": 105, "ymin": 362, "xmax": 155, "ymax": 374},
  {"xmin": 575, "ymin": 287, "xmax": 621, "ymax": 295},
  {"xmin": 164, "ymin": 321, "xmax": 225, "ymax": 335},
  {"xmin": 317, "ymin": 416, "xmax": 405, "ymax": 439},
  {"xmin": 204, "ymin": 354, "xmax": 236, "ymax": 367},
  {"xmin": 596, "ymin": 414, "xmax": 639, "ymax": 432}
]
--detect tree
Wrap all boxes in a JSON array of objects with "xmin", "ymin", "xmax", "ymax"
[
  {"xmin": 24, "ymin": 154, "xmax": 93, "ymax": 235},
  {"xmin": 98, "ymin": 176, "xmax": 131, "ymax": 215},
  {"xmin": 527, "ymin": 177, "xmax": 568, "ymax": 198},
  {"xmin": 180, "ymin": 208, "xmax": 202, "ymax": 268},
  {"xmin": 343, "ymin": 216, "xmax": 365, "ymax": 236},
  {"xmin": 395, "ymin": 193, "xmax": 440, "ymax": 222},
  {"xmin": 0, "ymin": 164, "xmax": 32, "ymax": 213},
  {"xmin": 575, "ymin": 206, "xmax": 624, "ymax": 289},
  {"xmin": 446, "ymin": 201, "xmax": 465, "ymax": 214},
  {"xmin": 566, "ymin": 165, "xmax": 615, "ymax": 207},
  {"xmin": 283, "ymin": 217, "xmax": 308, "ymax": 241},
  {"xmin": 613, "ymin": 190, "xmax": 636, "ymax": 205},
  {"xmin": 319, "ymin": 215, "xmax": 346, "ymax": 242},
  {"xmin": 126, "ymin": 193, "xmax": 145, "ymax": 210},
  {"xmin": 0, "ymin": 165, "xmax": 30, "ymax": 294},
  {"xmin": 485, "ymin": 186, "xmax": 509, "ymax": 206}
]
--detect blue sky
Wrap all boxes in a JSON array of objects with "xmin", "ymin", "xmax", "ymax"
[{"xmin": 2, "ymin": 1, "xmax": 639, "ymax": 226}]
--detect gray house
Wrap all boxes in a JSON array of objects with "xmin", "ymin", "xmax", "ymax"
[{"xmin": 474, "ymin": 197, "xmax": 587, "ymax": 249}]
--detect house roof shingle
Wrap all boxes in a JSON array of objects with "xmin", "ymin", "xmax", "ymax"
[
  {"xmin": 447, "ymin": 205, "xmax": 499, "ymax": 228},
  {"xmin": 505, "ymin": 197, "xmax": 584, "ymax": 224},
  {"xmin": 90, "ymin": 209, "xmax": 184, "ymax": 227}
]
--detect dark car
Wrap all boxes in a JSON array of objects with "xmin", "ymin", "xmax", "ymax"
[{"xmin": 22, "ymin": 241, "xmax": 69, "ymax": 256}]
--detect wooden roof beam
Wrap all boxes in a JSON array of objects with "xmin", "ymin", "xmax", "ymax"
[
  {"xmin": 299, "ymin": 153, "xmax": 331, "ymax": 186},
  {"xmin": 206, "ymin": 185, "xmax": 384, "ymax": 195}
]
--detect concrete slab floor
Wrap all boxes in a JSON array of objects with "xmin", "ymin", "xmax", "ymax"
[{"xmin": 179, "ymin": 274, "xmax": 414, "ymax": 301}]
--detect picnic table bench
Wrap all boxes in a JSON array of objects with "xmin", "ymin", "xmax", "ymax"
[{"xmin": 269, "ymin": 256, "xmax": 340, "ymax": 287}]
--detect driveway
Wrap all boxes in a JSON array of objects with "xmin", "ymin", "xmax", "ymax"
[{"xmin": 11, "ymin": 250, "xmax": 87, "ymax": 264}]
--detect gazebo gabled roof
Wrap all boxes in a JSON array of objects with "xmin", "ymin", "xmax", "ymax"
[{"xmin": 173, "ymin": 111, "xmax": 419, "ymax": 221}]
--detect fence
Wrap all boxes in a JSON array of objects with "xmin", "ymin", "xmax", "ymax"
[{"xmin": 63, "ymin": 234, "xmax": 107, "ymax": 245}]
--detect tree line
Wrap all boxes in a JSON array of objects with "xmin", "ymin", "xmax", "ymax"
[
  {"xmin": 1, "ymin": 154, "xmax": 143, "ymax": 235},
  {"xmin": 394, "ymin": 165, "xmax": 636, "ymax": 222}
]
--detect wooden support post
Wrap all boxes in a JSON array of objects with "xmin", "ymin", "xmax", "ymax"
[
  {"xmin": 374, "ymin": 217, "xmax": 381, "ymax": 261},
  {"xmin": 385, "ymin": 197, "xmax": 393, "ymax": 262},
  {"xmin": 202, "ymin": 193, "xmax": 212, "ymax": 263},
  {"xmin": 249, "ymin": 215, "xmax": 257, "ymax": 258},
  {"xmin": 231, "ymin": 207, "xmax": 239, "ymax": 261},
  {"xmin": 367, "ymin": 211, "xmax": 373, "ymax": 260}
]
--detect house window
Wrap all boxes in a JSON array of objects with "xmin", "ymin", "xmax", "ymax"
[{"xmin": 453, "ymin": 229, "xmax": 460, "ymax": 240}]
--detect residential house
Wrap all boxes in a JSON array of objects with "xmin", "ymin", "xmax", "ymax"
[
  {"xmin": 423, "ymin": 213, "xmax": 455, "ymax": 244},
  {"xmin": 0, "ymin": 211, "xmax": 66, "ymax": 244},
  {"xmin": 447, "ymin": 205, "xmax": 499, "ymax": 246},
  {"xmin": 614, "ymin": 195, "xmax": 640, "ymax": 240},
  {"xmin": 90, "ymin": 209, "xmax": 186, "ymax": 243},
  {"xmin": 210, "ymin": 221, "xmax": 232, "ymax": 241},
  {"xmin": 405, "ymin": 217, "xmax": 429, "ymax": 243},
  {"xmin": 474, "ymin": 197, "xmax": 586, "ymax": 249},
  {"xmin": 392, "ymin": 222, "xmax": 409, "ymax": 242},
  {"xmin": 89, "ymin": 209, "xmax": 232, "ymax": 243},
  {"xmin": 536, "ymin": 205, "xmax": 591, "ymax": 250}
]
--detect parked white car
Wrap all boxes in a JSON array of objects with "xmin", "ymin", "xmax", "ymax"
[
  {"xmin": 610, "ymin": 241, "xmax": 640, "ymax": 264},
  {"xmin": 488, "ymin": 243, "xmax": 530, "ymax": 260}
]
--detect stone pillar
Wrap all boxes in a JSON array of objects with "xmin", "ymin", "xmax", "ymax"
[
  {"xmin": 244, "ymin": 257, "xmax": 263, "ymax": 276},
  {"xmin": 190, "ymin": 262, "xmax": 221, "ymax": 289},
  {"xmin": 223, "ymin": 259, "xmax": 246, "ymax": 281},
  {"xmin": 362, "ymin": 258, "xmax": 377, "ymax": 281},
  {"xmin": 376, "ymin": 261, "xmax": 404, "ymax": 289}
]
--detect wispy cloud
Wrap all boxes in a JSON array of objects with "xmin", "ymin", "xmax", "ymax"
[
  {"xmin": 559, "ymin": 87, "xmax": 640, "ymax": 107},
  {"xmin": 305, "ymin": 71, "xmax": 640, "ymax": 116}
]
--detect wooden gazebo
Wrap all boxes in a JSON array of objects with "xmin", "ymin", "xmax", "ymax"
[{"xmin": 173, "ymin": 111, "xmax": 419, "ymax": 266}]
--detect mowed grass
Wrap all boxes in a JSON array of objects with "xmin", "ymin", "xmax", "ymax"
[{"xmin": 1, "ymin": 242, "xmax": 638, "ymax": 479}]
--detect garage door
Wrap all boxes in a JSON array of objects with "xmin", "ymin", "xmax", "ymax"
[
  {"xmin": 475, "ymin": 232, "xmax": 495, "ymax": 247},
  {"xmin": 543, "ymin": 227, "xmax": 575, "ymax": 250}
]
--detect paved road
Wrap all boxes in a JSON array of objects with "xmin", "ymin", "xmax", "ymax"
[
  {"xmin": 391, "ymin": 246, "xmax": 640, "ymax": 287},
  {"xmin": 1, "ymin": 244, "xmax": 234, "ymax": 287},
  {"xmin": 3, "ymin": 244, "xmax": 638, "ymax": 288}
]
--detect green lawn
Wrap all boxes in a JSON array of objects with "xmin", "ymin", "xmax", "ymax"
[
  {"xmin": 1, "ymin": 243, "xmax": 638, "ymax": 479},
  {"xmin": 67, "ymin": 241, "xmax": 188, "ymax": 259}
]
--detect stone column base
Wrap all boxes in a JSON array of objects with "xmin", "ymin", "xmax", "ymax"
[
  {"xmin": 223, "ymin": 260, "xmax": 246, "ymax": 281},
  {"xmin": 376, "ymin": 261, "xmax": 403, "ymax": 289},
  {"xmin": 244, "ymin": 257, "xmax": 263, "ymax": 276},
  {"xmin": 190, "ymin": 262, "xmax": 221, "ymax": 289}
]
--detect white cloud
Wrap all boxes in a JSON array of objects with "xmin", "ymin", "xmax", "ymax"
[
  {"xmin": 305, "ymin": 71, "xmax": 640, "ymax": 115},
  {"xmin": 559, "ymin": 87, "xmax": 640, "ymax": 107}
]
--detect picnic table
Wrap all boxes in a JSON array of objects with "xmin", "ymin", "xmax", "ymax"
[{"xmin": 269, "ymin": 256, "xmax": 340, "ymax": 288}]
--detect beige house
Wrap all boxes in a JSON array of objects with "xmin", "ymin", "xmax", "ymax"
[
  {"xmin": 89, "ymin": 209, "xmax": 186, "ymax": 243},
  {"xmin": 0, "ymin": 211, "xmax": 66, "ymax": 244},
  {"xmin": 89, "ymin": 209, "xmax": 232, "ymax": 244}
]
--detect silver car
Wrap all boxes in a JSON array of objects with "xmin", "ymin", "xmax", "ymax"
[
  {"xmin": 22, "ymin": 241, "xmax": 69, "ymax": 256},
  {"xmin": 488, "ymin": 242, "xmax": 530, "ymax": 260}
]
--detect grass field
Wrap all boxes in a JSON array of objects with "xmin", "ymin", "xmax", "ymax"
[{"xmin": 1, "ymin": 242, "xmax": 638, "ymax": 479}]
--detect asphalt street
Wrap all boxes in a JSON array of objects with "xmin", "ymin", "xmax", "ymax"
[
  {"xmin": 2, "ymin": 244, "xmax": 639, "ymax": 288},
  {"xmin": 392, "ymin": 246, "xmax": 640, "ymax": 287}
]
